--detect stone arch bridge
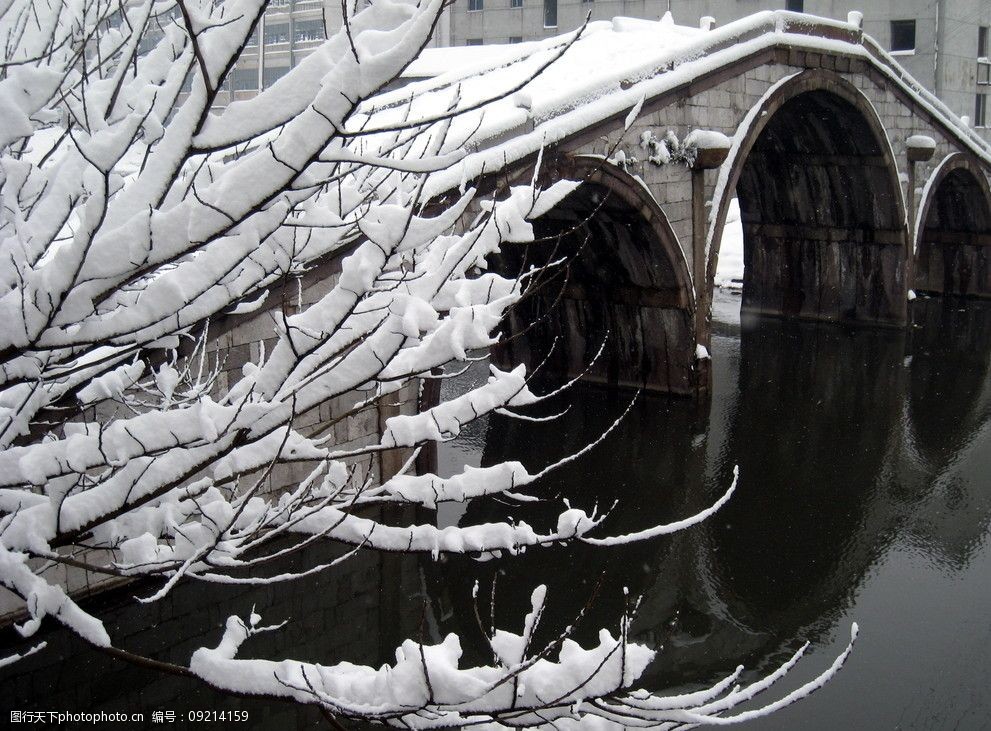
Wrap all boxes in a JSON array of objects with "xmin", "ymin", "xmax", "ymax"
[{"xmin": 402, "ymin": 10, "xmax": 991, "ymax": 395}]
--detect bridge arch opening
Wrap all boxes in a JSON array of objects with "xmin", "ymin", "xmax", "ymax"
[
  {"xmin": 914, "ymin": 156, "xmax": 991, "ymax": 298},
  {"xmin": 711, "ymin": 73, "xmax": 909, "ymax": 327},
  {"xmin": 494, "ymin": 158, "xmax": 696, "ymax": 394}
]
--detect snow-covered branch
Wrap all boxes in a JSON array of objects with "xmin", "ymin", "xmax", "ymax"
[
  {"xmin": 187, "ymin": 590, "xmax": 858, "ymax": 729},
  {"xmin": 0, "ymin": 1, "xmax": 849, "ymax": 726}
]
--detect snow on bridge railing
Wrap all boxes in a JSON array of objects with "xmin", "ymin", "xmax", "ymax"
[
  {"xmin": 610, "ymin": 9, "xmax": 863, "ymax": 90},
  {"xmin": 856, "ymin": 34, "xmax": 991, "ymax": 159},
  {"xmin": 379, "ymin": 10, "xmax": 988, "ymax": 200},
  {"xmin": 661, "ymin": 10, "xmax": 991, "ymax": 162}
]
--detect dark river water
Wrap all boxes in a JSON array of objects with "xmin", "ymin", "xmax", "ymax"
[{"xmin": 3, "ymin": 292, "xmax": 991, "ymax": 729}]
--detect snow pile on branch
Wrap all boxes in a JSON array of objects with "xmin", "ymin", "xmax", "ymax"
[{"xmin": 188, "ymin": 590, "xmax": 858, "ymax": 728}]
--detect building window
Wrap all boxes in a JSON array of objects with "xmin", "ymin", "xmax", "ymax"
[
  {"xmin": 544, "ymin": 0, "xmax": 557, "ymax": 28},
  {"xmin": 466, "ymin": 38, "xmax": 483, "ymax": 46},
  {"xmin": 468, "ymin": 0, "xmax": 483, "ymax": 11},
  {"xmin": 510, "ymin": 0, "xmax": 523, "ymax": 7},
  {"xmin": 139, "ymin": 31, "xmax": 164, "ymax": 55},
  {"xmin": 976, "ymin": 94, "xmax": 988, "ymax": 127},
  {"xmin": 293, "ymin": 19, "xmax": 325, "ymax": 44},
  {"xmin": 509, "ymin": 36, "xmax": 523, "ymax": 43},
  {"xmin": 979, "ymin": 61, "xmax": 990, "ymax": 85},
  {"xmin": 263, "ymin": 65, "xmax": 289, "ymax": 88},
  {"xmin": 785, "ymin": 0, "xmax": 803, "ymax": 11},
  {"xmin": 264, "ymin": 23, "xmax": 290, "ymax": 45},
  {"xmin": 890, "ymin": 20, "xmax": 916, "ymax": 53},
  {"xmin": 229, "ymin": 68, "xmax": 259, "ymax": 92},
  {"xmin": 980, "ymin": 27, "xmax": 989, "ymax": 58}
]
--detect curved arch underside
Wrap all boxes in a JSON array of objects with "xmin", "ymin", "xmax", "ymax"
[
  {"xmin": 915, "ymin": 167, "xmax": 991, "ymax": 298},
  {"xmin": 737, "ymin": 89, "xmax": 908, "ymax": 325},
  {"xmin": 495, "ymin": 181, "xmax": 695, "ymax": 394}
]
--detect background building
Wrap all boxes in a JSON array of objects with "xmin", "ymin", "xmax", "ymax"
[
  {"xmin": 215, "ymin": 0, "xmax": 332, "ymax": 104},
  {"xmin": 443, "ymin": 0, "xmax": 991, "ymax": 139},
  {"xmin": 210, "ymin": 1, "xmax": 450, "ymax": 106}
]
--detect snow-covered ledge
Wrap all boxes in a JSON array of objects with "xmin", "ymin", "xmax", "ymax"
[
  {"xmin": 906, "ymin": 134, "xmax": 937, "ymax": 163},
  {"xmin": 686, "ymin": 129, "xmax": 732, "ymax": 169}
]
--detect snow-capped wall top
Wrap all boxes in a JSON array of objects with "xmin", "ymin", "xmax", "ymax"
[
  {"xmin": 360, "ymin": 11, "xmax": 990, "ymax": 198},
  {"xmin": 401, "ymin": 13, "xmax": 705, "ymax": 83}
]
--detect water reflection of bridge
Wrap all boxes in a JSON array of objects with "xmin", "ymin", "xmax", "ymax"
[
  {"xmin": 4, "ymin": 300, "xmax": 990, "ymax": 720},
  {"xmin": 434, "ymin": 297, "xmax": 991, "ymax": 690}
]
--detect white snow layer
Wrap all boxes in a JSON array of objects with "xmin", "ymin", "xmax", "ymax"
[{"xmin": 367, "ymin": 10, "xmax": 988, "ymax": 201}]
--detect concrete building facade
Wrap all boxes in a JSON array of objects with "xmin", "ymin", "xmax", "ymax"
[{"xmin": 441, "ymin": 0, "xmax": 991, "ymax": 140}]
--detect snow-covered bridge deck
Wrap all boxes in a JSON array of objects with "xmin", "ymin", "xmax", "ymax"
[{"xmin": 373, "ymin": 10, "xmax": 991, "ymax": 394}]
